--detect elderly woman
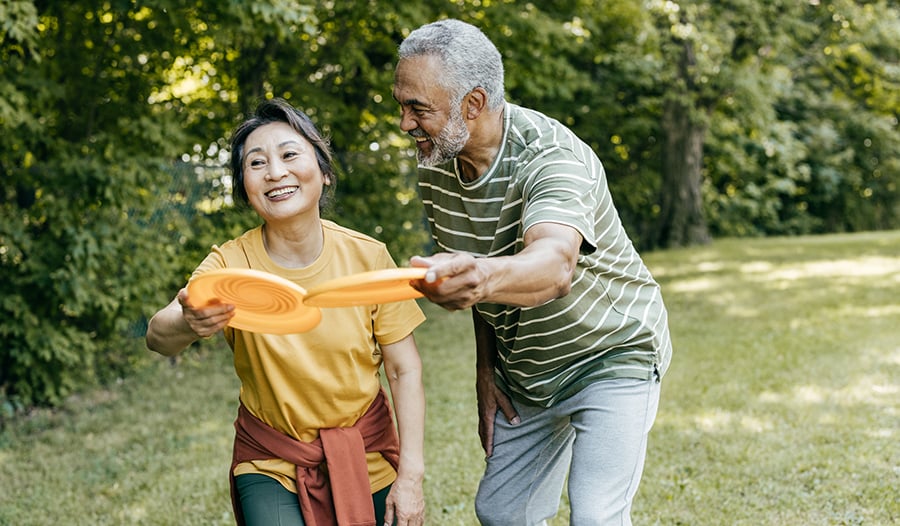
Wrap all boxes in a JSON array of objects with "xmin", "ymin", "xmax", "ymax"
[{"xmin": 146, "ymin": 98, "xmax": 426, "ymax": 526}]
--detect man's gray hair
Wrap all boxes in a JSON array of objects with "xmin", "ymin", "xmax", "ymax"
[{"xmin": 398, "ymin": 19, "xmax": 505, "ymax": 110}]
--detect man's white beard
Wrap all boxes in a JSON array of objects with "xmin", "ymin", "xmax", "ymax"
[{"xmin": 419, "ymin": 106, "xmax": 469, "ymax": 167}]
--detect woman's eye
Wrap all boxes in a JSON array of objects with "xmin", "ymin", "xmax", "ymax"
[
  {"xmin": 249, "ymin": 159, "xmax": 265, "ymax": 168},
  {"xmin": 283, "ymin": 151, "xmax": 298, "ymax": 160}
]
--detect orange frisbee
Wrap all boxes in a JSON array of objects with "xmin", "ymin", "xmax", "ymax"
[
  {"xmin": 187, "ymin": 268, "xmax": 321, "ymax": 334},
  {"xmin": 302, "ymin": 267, "xmax": 428, "ymax": 308}
]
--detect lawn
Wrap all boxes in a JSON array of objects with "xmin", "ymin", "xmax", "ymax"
[{"xmin": 1, "ymin": 231, "xmax": 898, "ymax": 525}]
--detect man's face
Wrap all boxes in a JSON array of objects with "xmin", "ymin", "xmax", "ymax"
[{"xmin": 393, "ymin": 55, "xmax": 470, "ymax": 166}]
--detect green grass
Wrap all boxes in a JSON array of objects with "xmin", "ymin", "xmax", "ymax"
[{"xmin": 1, "ymin": 231, "xmax": 898, "ymax": 525}]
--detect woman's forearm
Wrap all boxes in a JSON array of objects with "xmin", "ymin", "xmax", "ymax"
[
  {"xmin": 382, "ymin": 335, "xmax": 426, "ymax": 479},
  {"xmin": 145, "ymin": 297, "xmax": 200, "ymax": 357}
]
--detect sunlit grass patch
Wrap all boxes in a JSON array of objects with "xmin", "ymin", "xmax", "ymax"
[
  {"xmin": 634, "ymin": 231, "xmax": 899, "ymax": 525},
  {"xmin": 1, "ymin": 231, "xmax": 897, "ymax": 525}
]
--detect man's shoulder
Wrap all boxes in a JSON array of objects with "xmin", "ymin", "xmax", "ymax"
[
  {"xmin": 507, "ymin": 103, "xmax": 560, "ymax": 132},
  {"xmin": 506, "ymin": 103, "xmax": 575, "ymax": 152}
]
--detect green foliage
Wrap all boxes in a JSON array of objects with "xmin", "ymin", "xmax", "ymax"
[
  {"xmin": 0, "ymin": 2, "xmax": 195, "ymax": 406},
  {"xmin": 1, "ymin": 1, "xmax": 898, "ymax": 409},
  {"xmin": 0, "ymin": 0, "xmax": 435, "ymax": 408},
  {"xmin": 704, "ymin": 0, "xmax": 900, "ymax": 237},
  {"xmin": 0, "ymin": 0, "xmax": 38, "ymax": 54}
]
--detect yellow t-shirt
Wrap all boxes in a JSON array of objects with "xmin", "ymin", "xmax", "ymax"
[{"xmin": 192, "ymin": 220, "xmax": 426, "ymax": 493}]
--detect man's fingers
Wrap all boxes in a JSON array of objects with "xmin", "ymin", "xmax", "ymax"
[
  {"xmin": 495, "ymin": 391, "xmax": 520, "ymax": 425},
  {"xmin": 481, "ymin": 415, "xmax": 495, "ymax": 457},
  {"xmin": 478, "ymin": 402, "xmax": 496, "ymax": 456}
]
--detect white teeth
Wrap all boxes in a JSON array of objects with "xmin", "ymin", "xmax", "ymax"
[
  {"xmin": 267, "ymin": 187, "xmax": 297, "ymax": 198},
  {"xmin": 415, "ymin": 137, "xmax": 428, "ymax": 143}
]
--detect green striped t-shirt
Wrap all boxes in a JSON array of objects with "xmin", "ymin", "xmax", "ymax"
[{"xmin": 417, "ymin": 103, "xmax": 672, "ymax": 408}]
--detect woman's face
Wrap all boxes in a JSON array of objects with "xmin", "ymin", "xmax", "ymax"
[{"xmin": 241, "ymin": 121, "xmax": 326, "ymax": 223}]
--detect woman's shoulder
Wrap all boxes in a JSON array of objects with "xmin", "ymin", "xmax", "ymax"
[
  {"xmin": 208, "ymin": 225, "xmax": 264, "ymax": 268},
  {"xmin": 321, "ymin": 219, "xmax": 396, "ymax": 270},
  {"xmin": 322, "ymin": 219, "xmax": 385, "ymax": 249}
]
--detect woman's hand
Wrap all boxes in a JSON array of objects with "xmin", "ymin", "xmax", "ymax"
[
  {"xmin": 146, "ymin": 288, "xmax": 233, "ymax": 356},
  {"xmin": 383, "ymin": 473, "xmax": 425, "ymax": 526},
  {"xmin": 176, "ymin": 288, "xmax": 233, "ymax": 338}
]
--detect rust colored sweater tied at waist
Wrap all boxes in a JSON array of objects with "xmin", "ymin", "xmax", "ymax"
[{"xmin": 229, "ymin": 389, "xmax": 400, "ymax": 526}]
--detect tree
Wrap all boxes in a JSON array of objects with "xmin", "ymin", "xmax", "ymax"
[
  {"xmin": 2, "ymin": 0, "xmax": 897, "ymax": 410},
  {"xmin": 0, "ymin": 0, "xmax": 436, "ymax": 408},
  {"xmin": 702, "ymin": 0, "xmax": 900, "ymax": 237},
  {"xmin": 640, "ymin": 0, "xmax": 803, "ymax": 247},
  {"xmin": 0, "ymin": 1, "xmax": 207, "ymax": 406}
]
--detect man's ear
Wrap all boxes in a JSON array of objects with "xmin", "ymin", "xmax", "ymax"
[{"xmin": 465, "ymin": 87, "xmax": 489, "ymax": 120}]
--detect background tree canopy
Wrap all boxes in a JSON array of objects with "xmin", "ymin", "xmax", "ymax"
[{"xmin": 1, "ymin": 0, "xmax": 898, "ymax": 409}]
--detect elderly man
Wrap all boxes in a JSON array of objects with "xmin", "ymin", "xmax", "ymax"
[{"xmin": 395, "ymin": 18, "xmax": 673, "ymax": 526}]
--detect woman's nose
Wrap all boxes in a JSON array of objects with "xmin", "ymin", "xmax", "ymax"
[{"xmin": 266, "ymin": 158, "xmax": 288, "ymax": 180}]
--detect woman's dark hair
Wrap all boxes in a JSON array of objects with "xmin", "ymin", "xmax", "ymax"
[{"xmin": 229, "ymin": 98, "xmax": 335, "ymax": 209}]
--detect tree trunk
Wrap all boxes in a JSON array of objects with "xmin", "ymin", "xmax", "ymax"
[
  {"xmin": 652, "ymin": 34, "xmax": 712, "ymax": 249},
  {"xmin": 654, "ymin": 97, "xmax": 712, "ymax": 248}
]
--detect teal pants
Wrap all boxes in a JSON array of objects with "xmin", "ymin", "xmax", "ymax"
[{"xmin": 235, "ymin": 473, "xmax": 392, "ymax": 526}]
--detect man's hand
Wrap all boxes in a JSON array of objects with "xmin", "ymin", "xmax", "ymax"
[
  {"xmin": 476, "ymin": 367, "xmax": 519, "ymax": 457},
  {"xmin": 410, "ymin": 222, "xmax": 584, "ymax": 310},
  {"xmin": 409, "ymin": 253, "xmax": 487, "ymax": 311}
]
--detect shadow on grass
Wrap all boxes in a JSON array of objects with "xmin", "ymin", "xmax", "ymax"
[{"xmin": 636, "ymin": 231, "xmax": 899, "ymax": 525}]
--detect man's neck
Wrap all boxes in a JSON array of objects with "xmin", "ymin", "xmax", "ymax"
[{"xmin": 457, "ymin": 106, "xmax": 505, "ymax": 183}]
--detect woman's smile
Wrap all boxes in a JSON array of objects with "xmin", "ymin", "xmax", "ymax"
[{"xmin": 266, "ymin": 185, "xmax": 299, "ymax": 200}]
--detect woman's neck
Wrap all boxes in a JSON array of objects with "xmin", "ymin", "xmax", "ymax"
[{"xmin": 262, "ymin": 219, "xmax": 324, "ymax": 269}]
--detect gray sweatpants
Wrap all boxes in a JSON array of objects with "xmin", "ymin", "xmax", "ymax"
[{"xmin": 474, "ymin": 376, "xmax": 661, "ymax": 526}]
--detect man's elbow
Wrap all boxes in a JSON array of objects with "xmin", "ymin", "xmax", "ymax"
[
  {"xmin": 529, "ymin": 278, "xmax": 570, "ymax": 306},
  {"xmin": 554, "ymin": 279, "xmax": 572, "ymax": 299},
  {"xmin": 553, "ymin": 257, "xmax": 577, "ymax": 298}
]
